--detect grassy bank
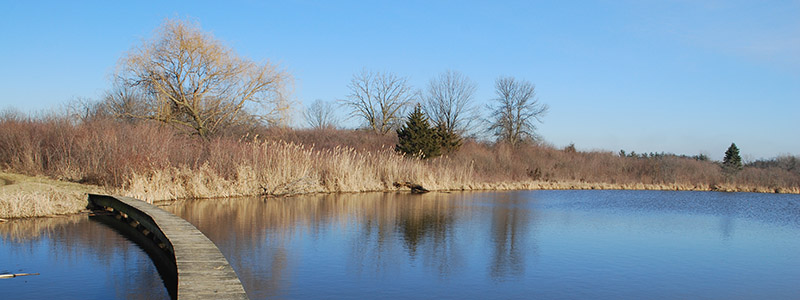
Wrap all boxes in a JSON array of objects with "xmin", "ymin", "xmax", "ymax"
[
  {"xmin": 1, "ymin": 115, "xmax": 798, "ymax": 219},
  {"xmin": 0, "ymin": 172, "xmax": 103, "ymax": 219}
]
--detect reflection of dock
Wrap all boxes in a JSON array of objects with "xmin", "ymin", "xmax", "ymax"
[{"xmin": 88, "ymin": 194, "xmax": 248, "ymax": 299}]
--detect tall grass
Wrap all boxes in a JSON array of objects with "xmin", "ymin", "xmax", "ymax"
[
  {"xmin": 0, "ymin": 189, "xmax": 88, "ymax": 219},
  {"xmin": 124, "ymin": 140, "xmax": 478, "ymax": 201},
  {"xmin": 1, "ymin": 114, "xmax": 798, "ymax": 207}
]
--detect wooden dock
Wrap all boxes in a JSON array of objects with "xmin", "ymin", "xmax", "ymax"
[{"xmin": 88, "ymin": 194, "xmax": 248, "ymax": 299}]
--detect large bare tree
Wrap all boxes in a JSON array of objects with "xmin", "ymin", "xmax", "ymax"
[
  {"xmin": 423, "ymin": 70, "xmax": 477, "ymax": 135},
  {"xmin": 113, "ymin": 19, "xmax": 291, "ymax": 137},
  {"xmin": 341, "ymin": 70, "xmax": 415, "ymax": 134},
  {"xmin": 488, "ymin": 76, "xmax": 549, "ymax": 146},
  {"xmin": 303, "ymin": 99, "xmax": 339, "ymax": 129}
]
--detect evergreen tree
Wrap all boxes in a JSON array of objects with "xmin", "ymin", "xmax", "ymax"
[
  {"xmin": 396, "ymin": 104, "xmax": 441, "ymax": 159},
  {"xmin": 434, "ymin": 123, "xmax": 462, "ymax": 154},
  {"xmin": 723, "ymin": 143, "xmax": 743, "ymax": 172}
]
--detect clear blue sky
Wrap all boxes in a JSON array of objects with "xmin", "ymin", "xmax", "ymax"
[{"xmin": 2, "ymin": 0, "xmax": 798, "ymax": 160}]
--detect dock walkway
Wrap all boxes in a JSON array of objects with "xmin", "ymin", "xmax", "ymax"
[{"xmin": 88, "ymin": 194, "xmax": 248, "ymax": 299}]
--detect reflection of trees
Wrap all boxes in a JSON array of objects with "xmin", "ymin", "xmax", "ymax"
[
  {"xmin": 489, "ymin": 193, "xmax": 535, "ymax": 280},
  {"xmin": 710, "ymin": 195, "xmax": 737, "ymax": 241},
  {"xmin": 395, "ymin": 194, "xmax": 461, "ymax": 276},
  {"xmin": 0, "ymin": 215, "xmax": 170, "ymax": 299},
  {"xmin": 398, "ymin": 211, "xmax": 447, "ymax": 257},
  {"xmin": 164, "ymin": 192, "xmax": 471, "ymax": 288},
  {"xmin": 165, "ymin": 197, "xmax": 304, "ymax": 299},
  {"xmin": 0, "ymin": 192, "xmax": 539, "ymax": 298},
  {"xmin": 345, "ymin": 193, "xmax": 466, "ymax": 277},
  {"xmin": 348, "ymin": 193, "xmax": 402, "ymax": 275},
  {"xmin": 166, "ymin": 193, "xmax": 410, "ymax": 296}
]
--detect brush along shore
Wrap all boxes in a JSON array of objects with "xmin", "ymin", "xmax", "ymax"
[
  {"xmin": 3, "ymin": 118, "xmax": 799, "ymax": 220},
  {"xmin": 1, "ymin": 170, "xmax": 797, "ymax": 220}
]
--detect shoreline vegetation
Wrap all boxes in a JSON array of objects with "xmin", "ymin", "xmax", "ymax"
[{"xmin": 2, "ymin": 115, "xmax": 798, "ymax": 219}]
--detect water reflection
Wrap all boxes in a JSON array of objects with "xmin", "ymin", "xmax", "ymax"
[
  {"xmin": 6, "ymin": 191, "xmax": 800, "ymax": 299},
  {"xmin": 0, "ymin": 215, "xmax": 169, "ymax": 299},
  {"xmin": 489, "ymin": 193, "xmax": 536, "ymax": 280},
  {"xmin": 710, "ymin": 195, "xmax": 736, "ymax": 240},
  {"xmin": 395, "ymin": 197, "xmax": 460, "ymax": 276},
  {"xmin": 165, "ymin": 192, "xmax": 544, "ymax": 298},
  {"xmin": 164, "ymin": 190, "xmax": 800, "ymax": 300}
]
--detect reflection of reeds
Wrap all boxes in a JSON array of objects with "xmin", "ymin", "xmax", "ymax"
[
  {"xmin": 165, "ymin": 193, "xmax": 471, "ymax": 243},
  {"xmin": 0, "ymin": 215, "xmax": 83, "ymax": 242},
  {"xmin": 0, "ymin": 214, "xmax": 171, "ymax": 299},
  {"xmin": 165, "ymin": 192, "xmax": 476, "ymax": 291},
  {"xmin": 1, "ymin": 214, "xmax": 137, "ymax": 262},
  {"xmin": 167, "ymin": 192, "xmax": 536, "ymax": 288}
]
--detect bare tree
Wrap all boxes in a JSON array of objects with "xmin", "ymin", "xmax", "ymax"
[
  {"xmin": 103, "ymin": 83, "xmax": 147, "ymax": 124},
  {"xmin": 341, "ymin": 70, "xmax": 415, "ymax": 134},
  {"xmin": 303, "ymin": 99, "xmax": 339, "ymax": 129},
  {"xmin": 423, "ymin": 70, "xmax": 477, "ymax": 135},
  {"xmin": 66, "ymin": 97, "xmax": 110, "ymax": 124},
  {"xmin": 114, "ymin": 18, "xmax": 291, "ymax": 137},
  {"xmin": 488, "ymin": 76, "xmax": 548, "ymax": 146}
]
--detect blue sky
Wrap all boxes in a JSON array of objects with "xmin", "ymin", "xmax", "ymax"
[{"xmin": 1, "ymin": 0, "xmax": 798, "ymax": 160}]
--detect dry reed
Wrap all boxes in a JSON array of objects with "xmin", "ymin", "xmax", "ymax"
[
  {"xmin": 0, "ymin": 172, "xmax": 101, "ymax": 219},
  {"xmin": 1, "ymin": 114, "xmax": 798, "ymax": 218}
]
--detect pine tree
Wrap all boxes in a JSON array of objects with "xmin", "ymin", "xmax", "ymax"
[
  {"xmin": 723, "ymin": 143, "xmax": 743, "ymax": 172},
  {"xmin": 434, "ymin": 123, "xmax": 462, "ymax": 154},
  {"xmin": 396, "ymin": 104, "xmax": 441, "ymax": 159}
]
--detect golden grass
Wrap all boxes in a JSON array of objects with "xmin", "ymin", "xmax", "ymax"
[
  {"xmin": 119, "ymin": 142, "xmax": 475, "ymax": 202},
  {"xmin": 119, "ymin": 140, "xmax": 799, "ymax": 204},
  {"xmin": 0, "ymin": 172, "xmax": 103, "ymax": 219}
]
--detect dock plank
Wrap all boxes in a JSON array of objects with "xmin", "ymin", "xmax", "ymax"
[{"xmin": 88, "ymin": 194, "xmax": 248, "ymax": 300}]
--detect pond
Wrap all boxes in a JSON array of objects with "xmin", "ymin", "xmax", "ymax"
[
  {"xmin": 2, "ymin": 190, "xmax": 800, "ymax": 299},
  {"xmin": 0, "ymin": 214, "xmax": 169, "ymax": 299}
]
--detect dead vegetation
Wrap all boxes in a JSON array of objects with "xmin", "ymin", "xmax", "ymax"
[
  {"xmin": 0, "ymin": 172, "xmax": 103, "ymax": 219},
  {"xmin": 0, "ymin": 114, "xmax": 798, "ymax": 218}
]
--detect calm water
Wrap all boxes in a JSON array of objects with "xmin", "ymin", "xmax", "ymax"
[
  {"xmin": 2, "ymin": 190, "xmax": 800, "ymax": 299},
  {"xmin": 164, "ymin": 190, "xmax": 800, "ymax": 299},
  {"xmin": 0, "ymin": 215, "xmax": 169, "ymax": 299}
]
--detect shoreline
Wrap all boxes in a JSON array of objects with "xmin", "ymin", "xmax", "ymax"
[
  {"xmin": 2, "ymin": 171, "xmax": 798, "ymax": 220},
  {"xmin": 451, "ymin": 180, "xmax": 800, "ymax": 194}
]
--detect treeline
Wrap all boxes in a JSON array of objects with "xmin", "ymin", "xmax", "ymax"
[
  {"xmin": 66, "ymin": 18, "xmax": 547, "ymax": 157},
  {"xmin": 747, "ymin": 156, "xmax": 799, "ymax": 174},
  {"xmin": 49, "ymin": 17, "xmax": 557, "ymax": 175},
  {"xmin": 617, "ymin": 146, "xmax": 800, "ymax": 178},
  {"xmin": 618, "ymin": 149, "xmax": 709, "ymax": 161}
]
